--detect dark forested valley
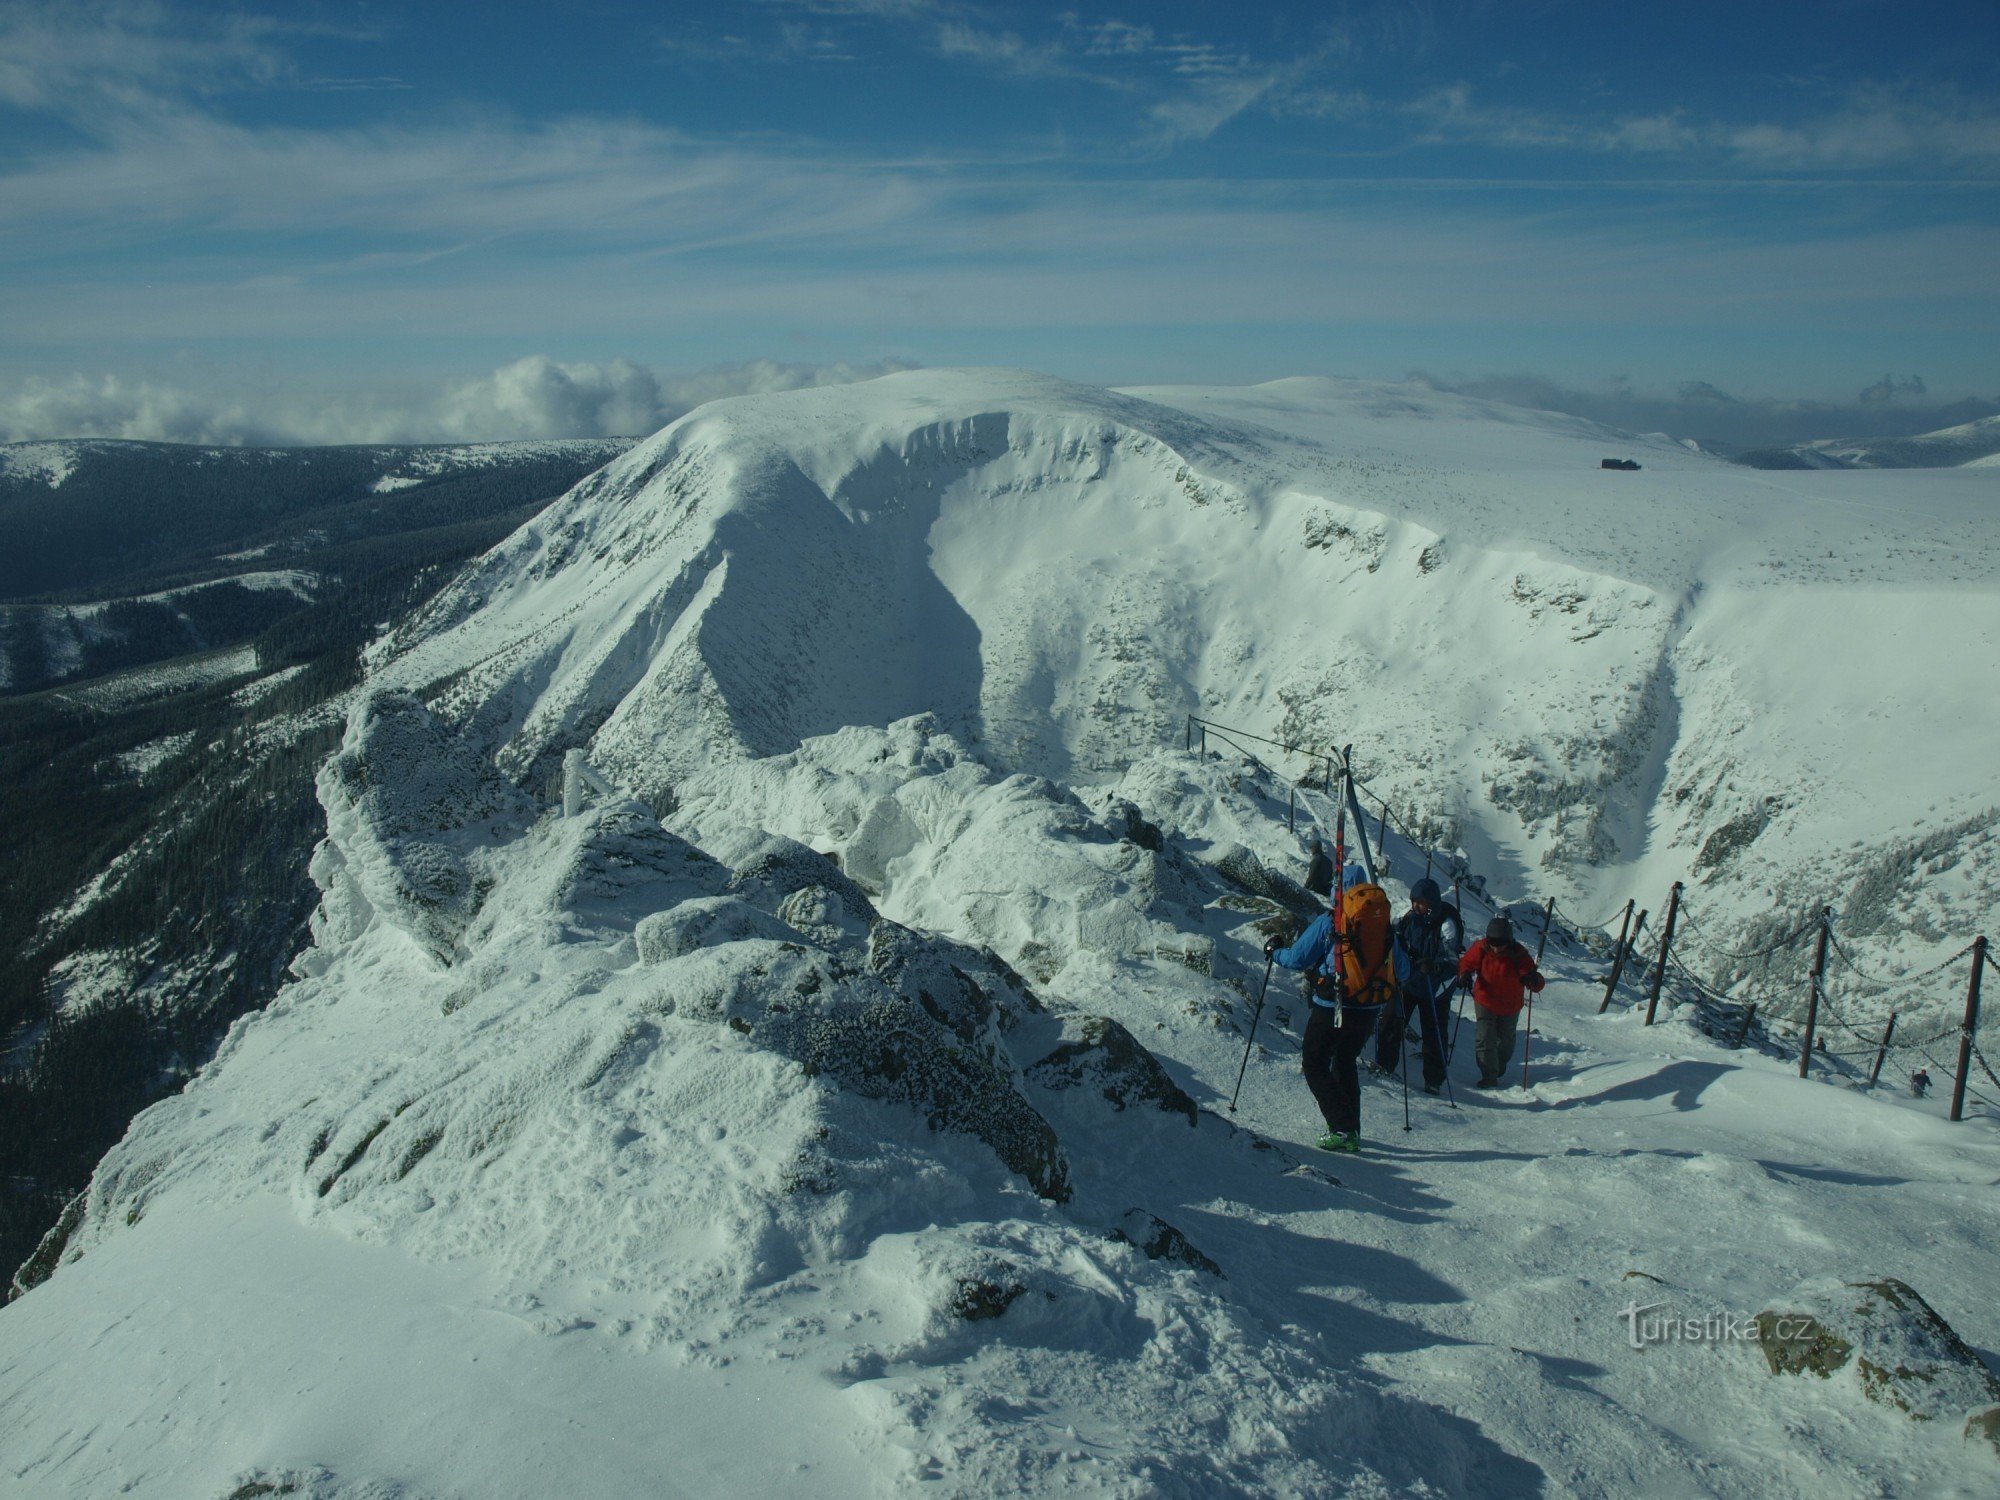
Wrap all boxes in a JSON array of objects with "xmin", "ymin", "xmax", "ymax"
[{"xmin": 0, "ymin": 438, "xmax": 630, "ymax": 1288}]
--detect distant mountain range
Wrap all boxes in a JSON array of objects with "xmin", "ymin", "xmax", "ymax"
[
  {"xmin": 1731, "ymin": 412, "xmax": 2000, "ymax": 470},
  {"xmin": 0, "ymin": 438, "xmax": 635, "ymax": 694}
]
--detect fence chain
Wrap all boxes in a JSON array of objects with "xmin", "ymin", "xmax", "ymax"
[
  {"xmin": 1673, "ymin": 902, "xmax": 1819, "ymax": 962},
  {"xmin": 1183, "ymin": 713, "xmax": 1997, "ymax": 1114},
  {"xmin": 1824, "ymin": 931, "xmax": 1976, "ymax": 994},
  {"xmin": 1553, "ymin": 897, "xmax": 1631, "ymax": 934}
]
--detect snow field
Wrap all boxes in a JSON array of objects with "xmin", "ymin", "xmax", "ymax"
[
  {"xmin": 5, "ymin": 370, "xmax": 1998, "ymax": 1497},
  {"xmin": 9, "ymin": 709, "xmax": 1998, "ymax": 1495}
]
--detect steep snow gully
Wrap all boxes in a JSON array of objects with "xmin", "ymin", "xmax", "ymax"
[{"xmin": 3, "ymin": 371, "xmax": 1997, "ymax": 1498}]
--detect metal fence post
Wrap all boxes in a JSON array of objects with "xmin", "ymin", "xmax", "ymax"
[{"xmin": 1534, "ymin": 895, "xmax": 1556, "ymax": 964}]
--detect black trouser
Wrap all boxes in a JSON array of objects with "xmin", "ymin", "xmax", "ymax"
[
  {"xmin": 1302, "ymin": 1002, "xmax": 1379, "ymax": 1135},
  {"xmin": 1375, "ymin": 979, "xmax": 1447, "ymax": 1088}
]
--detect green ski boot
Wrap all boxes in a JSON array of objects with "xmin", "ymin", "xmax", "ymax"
[{"xmin": 1316, "ymin": 1130, "xmax": 1361, "ymax": 1154}]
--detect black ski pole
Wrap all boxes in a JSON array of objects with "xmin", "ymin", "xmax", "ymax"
[
  {"xmin": 1431, "ymin": 976, "xmax": 1458, "ymax": 1109},
  {"xmin": 1400, "ymin": 987, "xmax": 1413, "ymax": 1132},
  {"xmin": 1228, "ymin": 953, "xmax": 1277, "ymax": 1113}
]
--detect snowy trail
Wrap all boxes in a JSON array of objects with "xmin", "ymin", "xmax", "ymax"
[{"xmin": 1203, "ymin": 954, "xmax": 2000, "ymax": 1498}]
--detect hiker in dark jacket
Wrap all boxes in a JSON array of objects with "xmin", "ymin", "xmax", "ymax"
[
  {"xmin": 1304, "ymin": 837, "xmax": 1332, "ymax": 899},
  {"xmin": 1456, "ymin": 914, "xmax": 1545, "ymax": 1087},
  {"xmin": 1265, "ymin": 876, "xmax": 1387, "ymax": 1153},
  {"xmin": 1373, "ymin": 877, "xmax": 1457, "ymax": 1092}
]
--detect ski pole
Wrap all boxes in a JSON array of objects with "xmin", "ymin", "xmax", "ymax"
[
  {"xmin": 1432, "ymin": 976, "xmax": 1458, "ymax": 1109},
  {"xmin": 1228, "ymin": 954, "xmax": 1277, "ymax": 1113},
  {"xmin": 1520, "ymin": 993, "xmax": 1533, "ymax": 1090},
  {"xmin": 1400, "ymin": 988, "xmax": 1413, "ymax": 1132}
]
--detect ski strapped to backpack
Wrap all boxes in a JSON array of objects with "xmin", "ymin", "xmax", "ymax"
[
  {"xmin": 1313, "ymin": 881, "xmax": 1398, "ymax": 1012},
  {"xmin": 1326, "ymin": 763, "xmax": 1348, "ymax": 1025}
]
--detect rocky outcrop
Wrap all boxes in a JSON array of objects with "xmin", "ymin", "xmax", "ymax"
[
  {"xmin": 1754, "ymin": 1277, "xmax": 2000, "ymax": 1422},
  {"xmin": 1027, "ymin": 1016, "xmax": 1199, "ymax": 1127},
  {"xmin": 713, "ymin": 944, "xmax": 1072, "ymax": 1203}
]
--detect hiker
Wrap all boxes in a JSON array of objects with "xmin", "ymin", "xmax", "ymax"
[
  {"xmin": 1372, "ymin": 877, "xmax": 1458, "ymax": 1094},
  {"xmin": 1304, "ymin": 837, "xmax": 1332, "ymax": 899},
  {"xmin": 1911, "ymin": 1068, "xmax": 1932, "ymax": 1099},
  {"xmin": 1265, "ymin": 866, "xmax": 1396, "ymax": 1152},
  {"xmin": 1456, "ymin": 914, "xmax": 1545, "ymax": 1088}
]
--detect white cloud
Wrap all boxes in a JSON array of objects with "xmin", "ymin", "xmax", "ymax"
[
  {"xmin": 1396, "ymin": 80, "xmax": 2000, "ymax": 170},
  {"xmin": 0, "ymin": 357, "xmax": 922, "ymax": 445},
  {"xmin": 437, "ymin": 355, "xmax": 922, "ymax": 439},
  {"xmin": 932, "ymin": 20, "xmax": 1075, "ymax": 81},
  {"xmin": 0, "ymin": 0, "xmax": 334, "ymax": 120}
]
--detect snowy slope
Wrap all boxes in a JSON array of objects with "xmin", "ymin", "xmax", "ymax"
[
  {"xmin": 4, "ymin": 371, "xmax": 1998, "ymax": 1497},
  {"xmin": 372, "ymin": 369, "xmax": 1998, "ymax": 1003},
  {"xmin": 4, "ymin": 712, "xmax": 1998, "ymax": 1497}
]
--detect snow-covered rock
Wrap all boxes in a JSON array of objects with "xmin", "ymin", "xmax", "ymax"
[{"xmin": 1756, "ymin": 1277, "xmax": 2000, "ymax": 1420}]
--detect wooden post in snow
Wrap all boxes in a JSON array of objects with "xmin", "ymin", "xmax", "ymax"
[
  {"xmin": 1798, "ymin": 909, "xmax": 1832, "ymax": 1079},
  {"xmin": 1598, "ymin": 900, "xmax": 1635, "ymax": 1013},
  {"xmin": 1868, "ymin": 1012, "xmax": 1898, "ymax": 1088},
  {"xmin": 1602, "ymin": 907, "xmax": 1647, "ymax": 1013},
  {"xmin": 1643, "ymin": 882, "xmax": 1684, "ymax": 1026},
  {"xmin": 1950, "ymin": 937, "xmax": 1987, "ymax": 1123}
]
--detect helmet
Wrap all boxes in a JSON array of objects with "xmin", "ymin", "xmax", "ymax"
[
  {"xmin": 1410, "ymin": 877, "xmax": 1441, "ymax": 906},
  {"xmin": 1486, "ymin": 915, "xmax": 1514, "ymax": 945}
]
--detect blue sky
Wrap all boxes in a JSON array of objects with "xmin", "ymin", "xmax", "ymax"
[{"xmin": 2, "ymin": 0, "xmax": 1997, "ymax": 443}]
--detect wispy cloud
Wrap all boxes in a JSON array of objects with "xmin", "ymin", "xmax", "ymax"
[
  {"xmin": 0, "ymin": 0, "xmax": 368, "ymax": 121},
  {"xmin": 0, "ymin": 110, "xmax": 919, "ymax": 264},
  {"xmin": 932, "ymin": 20, "xmax": 1078, "ymax": 83},
  {"xmin": 1398, "ymin": 79, "xmax": 2000, "ymax": 171}
]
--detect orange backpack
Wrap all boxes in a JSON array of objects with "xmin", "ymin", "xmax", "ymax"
[{"xmin": 1314, "ymin": 882, "xmax": 1397, "ymax": 1008}]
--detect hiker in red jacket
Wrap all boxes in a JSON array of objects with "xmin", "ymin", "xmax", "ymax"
[{"xmin": 1457, "ymin": 915, "xmax": 1545, "ymax": 1088}]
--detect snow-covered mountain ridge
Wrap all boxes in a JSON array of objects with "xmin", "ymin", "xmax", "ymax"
[
  {"xmin": 374, "ymin": 368, "xmax": 1998, "ymax": 990},
  {"xmin": 5, "ymin": 370, "xmax": 1998, "ymax": 1497}
]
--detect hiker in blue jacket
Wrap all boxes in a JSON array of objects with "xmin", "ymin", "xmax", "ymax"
[
  {"xmin": 1264, "ymin": 866, "xmax": 1386, "ymax": 1153},
  {"xmin": 1371, "ymin": 877, "xmax": 1459, "ymax": 1093}
]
